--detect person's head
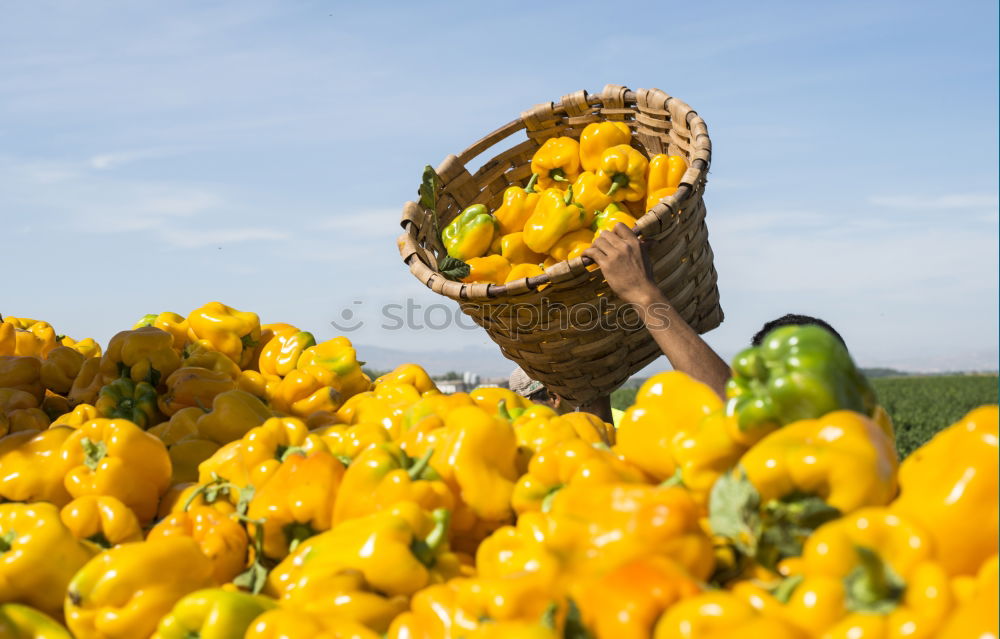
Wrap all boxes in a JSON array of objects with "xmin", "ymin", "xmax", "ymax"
[
  {"xmin": 508, "ymin": 367, "xmax": 566, "ymax": 412},
  {"xmin": 751, "ymin": 314, "xmax": 846, "ymax": 348}
]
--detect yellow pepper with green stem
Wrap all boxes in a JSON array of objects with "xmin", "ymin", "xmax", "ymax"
[
  {"xmin": 134, "ymin": 312, "xmax": 189, "ymax": 352},
  {"xmin": 441, "ymin": 204, "xmax": 498, "ymax": 261},
  {"xmin": 152, "ymin": 588, "xmax": 277, "ymax": 639},
  {"xmin": 462, "ymin": 254, "xmax": 512, "ymax": 285},
  {"xmin": 257, "ymin": 326, "xmax": 315, "ymax": 378},
  {"xmin": 186, "ymin": 302, "xmax": 262, "ymax": 369},
  {"xmin": 579, "ymin": 121, "xmax": 632, "ymax": 171},
  {"xmin": 0, "ymin": 426, "xmax": 76, "ymax": 505},
  {"xmin": 530, "ymin": 137, "xmax": 581, "ymax": 190},
  {"xmin": 597, "ymin": 144, "xmax": 649, "ymax": 203},
  {"xmin": 99, "ymin": 326, "xmax": 181, "ymax": 387},
  {"xmin": 59, "ymin": 495, "xmax": 143, "ymax": 550},
  {"xmin": 147, "ymin": 506, "xmax": 248, "ymax": 584},
  {"xmin": 523, "ymin": 187, "xmax": 590, "ymax": 254},
  {"xmin": 493, "ymin": 174, "xmax": 540, "ymax": 235}
]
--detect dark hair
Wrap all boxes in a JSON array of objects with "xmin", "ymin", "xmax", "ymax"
[
  {"xmin": 751, "ymin": 314, "xmax": 846, "ymax": 347},
  {"xmin": 527, "ymin": 387, "xmax": 551, "ymax": 404}
]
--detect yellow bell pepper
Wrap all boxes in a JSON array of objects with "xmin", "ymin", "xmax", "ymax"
[
  {"xmin": 570, "ymin": 171, "xmax": 614, "ymax": 215},
  {"xmin": 0, "ymin": 356, "xmax": 44, "ymax": 403},
  {"xmin": 0, "ymin": 426, "xmax": 75, "ymax": 505},
  {"xmin": 647, "ymin": 154, "xmax": 687, "ymax": 194},
  {"xmin": 267, "ymin": 502, "xmax": 460, "ymax": 600},
  {"xmin": 468, "ymin": 387, "xmax": 531, "ymax": 418},
  {"xmin": 939, "ymin": 555, "xmax": 999, "ymax": 639},
  {"xmin": 59, "ymin": 335, "xmax": 102, "ymax": 359},
  {"xmin": 68, "ymin": 358, "xmax": 102, "ymax": 407},
  {"xmin": 60, "ymin": 495, "xmax": 143, "ymax": 550},
  {"xmin": 94, "ymin": 377, "xmax": 160, "ymax": 428},
  {"xmin": 51, "ymin": 402, "xmax": 100, "ymax": 429},
  {"xmin": 523, "ymin": 187, "xmax": 589, "ymax": 253},
  {"xmin": 511, "ymin": 439, "xmax": 646, "ymax": 515},
  {"xmin": 40, "ymin": 391, "xmax": 70, "ymax": 422},
  {"xmin": 297, "ymin": 337, "xmax": 371, "ymax": 398},
  {"xmin": 333, "ymin": 443, "xmax": 455, "ymax": 524},
  {"xmin": 334, "ymin": 384, "xmax": 423, "ymax": 439},
  {"xmin": 181, "ymin": 342, "xmax": 242, "ymax": 379},
  {"xmin": 59, "ymin": 418, "xmax": 173, "ymax": 523},
  {"xmin": 0, "ymin": 603, "xmax": 73, "ymax": 639},
  {"xmin": 0, "ymin": 502, "xmax": 96, "ymax": 619},
  {"xmin": 236, "ymin": 369, "xmax": 273, "ymax": 403},
  {"xmin": 373, "ymin": 364, "xmax": 437, "ymax": 395},
  {"xmin": 505, "ymin": 262, "xmax": 545, "ymax": 283},
  {"xmin": 0, "ymin": 318, "xmax": 58, "ymax": 358},
  {"xmin": 65, "ymin": 536, "xmax": 217, "ymax": 639},
  {"xmin": 40, "ymin": 346, "xmax": 85, "ymax": 395},
  {"xmin": 185, "ymin": 301, "xmax": 262, "ymax": 369},
  {"xmin": 194, "ymin": 389, "xmax": 271, "ymax": 445},
  {"xmin": 786, "ymin": 507, "xmax": 953, "ymax": 639},
  {"xmin": 653, "ymin": 590, "xmax": 806, "ymax": 639},
  {"xmin": 246, "ymin": 609, "xmax": 382, "ymax": 639},
  {"xmin": 158, "ymin": 367, "xmax": 238, "ymax": 416},
  {"xmin": 530, "ymin": 137, "xmax": 581, "ymax": 191},
  {"xmin": 547, "ymin": 228, "xmax": 594, "ymax": 262},
  {"xmin": 494, "ymin": 175, "xmax": 540, "ymax": 236},
  {"xmin": 147, "ymin": 506, "xmax": 248, "ymax": 584},
  {"xmin": 152, "ymin": 588, "xmax": 277, "ymax": 639},
  {"xmin": 892, "ymin": 405, "xmax": 998, "ymax": 576},
  {"xmin": 134, "ymin": 312, "xmax": 190, "ymax": 352},
  {"xmin": 710, "ymin": 410, "xmax": 898, "ymax": 571},
  {"xmin": 579, "ymin": 121, "xmax": 632, "ymax": 171},
  {"xmin": 246, "ymin": 450, "xmax": 346, "ymax": 560},
  {"xmin": 168, "ymin": 438, "xmax": 221, "ymax": 485},
  {"xmin": 0, "ymin": 388, "xmax": 48, "ymax": 436},
  {"xmin": 203, "ymin": 416, "xmax": 328, "ymax": 489},
  {"xmin": 646, "ymin": 186, "xmax": 678, "ymax": 212},
  {"xmin": 512, "ymin": 406, "xmax": 613, "ymax": 471},
  {"xmin": 148, "ymin": 405, "xmax": 204, "ymax": 444},
  {"xmin": 314, "ymin": 421, "xmax": 392, "ymax": 463},
  {"xmin": 99, "ymin": 326, "xmax": 182, "ymax": 386},
  {"xmin": 670, "ymin": 409, "xmax": 748, "ymax": 505},
  {"xmin": 596, "ymin": 144, "xmax": 649, "ymax": 203},
  {"xmin": 574, "ymin": 555, "xmax": 702, "ymax": 639},
  {"xmin": 257, "ymin": 327, "xmax": 316, "ymax": 378},
  {"xmin": 442, "ymin": 204, "xmax": 499, "ymax": 261},
  {"xmin": 462, "ymin": 254, "xmax": 513, "ymax": 285},
  {"xmin": 497, "ymin": 232, "xmax": 544, "ymax": 266}
]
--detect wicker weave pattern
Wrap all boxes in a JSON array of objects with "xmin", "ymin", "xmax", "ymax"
[{"xmin": 398, "ymin": 85, "xmax": 723, "ymax": 405}]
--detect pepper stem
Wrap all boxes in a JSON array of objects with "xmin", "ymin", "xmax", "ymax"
[
  {"xmin": 563, "ymin": 185, "xmax": 574, "ymax": 206},
  {"xmin": 525, "ymin": 173, "xmax": 539, "ymax": 193},
  {"xmin": 410, "ymin": 508, "xmax": 451, "ymax": 567},
  {"xmin": 283, "ymin": 521, "xmax": 316, "ymax": 553},
  {"xmin": 496, "ymin": 399, "xmax": 512, "ymax": 421},
  {"xmin": 549, "ymin": 168, "xmax": 568, "ymax": 183},
  {"xmin": 406, "ymin": 448, "xmax": 435, "ymax": 480},
  {"xmin": 605, "ymin": 173, "xmax": 630, "ymax": 197},
  {"xmin": 81, "ymin": 437, "xmax": 107, "ymax": 471},
  {"xmin": 0, "ymin": 530, "xmax": 16, "ymax": 553},
  {"xmin": 845, "ymin": 545, "xmax": 906, "ymax": 613}
]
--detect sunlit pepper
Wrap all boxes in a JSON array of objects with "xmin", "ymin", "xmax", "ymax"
[
  {"xmin": 530, "ymin": 137, "xmax": 581, "ymax": 191},
  {"xmin": 497, "ymin": 232, "xmax": 544, "ymax": 265},
  {"xmin": 0, "ymin": 603, "xmax": 73, "ymax": 639},
  {"xmin": 0, "ymin": 318, "xmax": 58, "ymax": 358},
  {"xmin": 194, "ymin": 389, "xmax": 271, "ymax": 445},
  {"xmin": 158, "ymin": 366, "xmax": 237, "ymax": 417},
  {"xmin": 580, "ymin": 121, "xmax": 632, "ymax": 172},
  {"xmin": 148, "ymin": 405, "xmax": 205, "ymax": 445},
  {"xmin": 181, "ymin": 342, "xmax": 242, "ymax": 379},
  {"xmin": 462, "ymin": 254, "xmax": 513, "ymax": 285},
  {"xmin": 596, "ymin": 144, "xmax": 649, "ymax": 203},
  {"xmin": 547, "ymin": 228, "xmax": 594, "ymax": 262},
  {"xmin": 494, "ymin": 175, "xmax": 540, "ymax": 236},
  {"xmin": 0, "ymin": 502, "xmax": 96, "ymax": 619},
  {"xmin": 646, "ymin": 154, "xmax": 687, "ymax": 211},
  {"xmin": 891, "ymin": 405, "xmax": 999, "ymax": 576},
  {"xmin": 94, "ymin": 377, "xmax": 160, "ymax": 428},
  {"xmin": 653, "ymin": 590, "xmax": 806, "ymax": 639},
  {"xmin": 147, "ymin": 506, "xmax": 248, "ymax": 584},
  {"xmin": 523, "ymin": 187, "xmax": 590, "ymax": 253},
  {"xmin": 186, "ymin": 301, "xmax": 262, "ymax": 369},
  {"xmin": 60, "ymin": 495, "xmax": 144, "ymax": 550},
  {"xmin": 59, "ymin": 418, "xmax": 173, "ymax": 523},
  {"xmin": 513, "ymin": 406, "xmax": 613, "ymax": 471},
  {"xmin": 218, "ymin": 416, "xmax": 328, "ymax": 488},
  {"xmin": 99, "ymin": 326, "xmax": 182, "ymax": 387},
  {"xmin": 505, "ymin": 262, "xmax": 545, "ymax": 283},
  {"xmin": 592, "ymin": 201, "xmax": 639, "ymax": 234},
  {"xmin": 442, "ymin": 204, "xmax": 499, "ymax": 261},
  {"xmin": 134, "ymin": 312, "xmax": 190, "ymax": 352},
  {"xmin": 60, "ymin": 336, "xmax": 102, "ymax": 359},
  {"xmin": 314, "ymin": 422, "xmax": 392, "ymax": 463},
  {"xmin": 40, "ymin": 346, "xmax": 85, "ymax": 395},
  {"xmin": 257, "ymin": 326, "xmax": 316, "ymax": 379},
  {"xmin": 65, "ymin": 536, "xmax": 217, "ymax": 639},
  {"xmin": 0, "ymin": 426, "xmax": 76, "ymax": 505},
  {"xmin": 51, "ymin": 402, "xmax": 100, "ymax": 429},
  {"xmin": 297, "ymin": 337, "xmax": 371, "ymax": 399},
  {"xmin": 373, "ymin": 364, "xmax": 437, "ymax": 395},
  {"xmin": 571, "ymin": 171, "xmax": 615, "ymax": 217},
  {"xmin": 246, "ymin": 608, "xmax": 382, "ymax": 639},
  {"xmin": 152, "ymin": 588, "xmax": 277, "ymax": 639}
]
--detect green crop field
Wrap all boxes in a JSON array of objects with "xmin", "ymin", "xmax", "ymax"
[{"xmin": 610, "ymin": 374, "xmax": 999, "ymax": 458}]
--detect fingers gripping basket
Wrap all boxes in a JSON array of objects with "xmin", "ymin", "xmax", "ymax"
[{"xmin": 398, "ymin": 84, "xmax": 723, "ymax": 405}]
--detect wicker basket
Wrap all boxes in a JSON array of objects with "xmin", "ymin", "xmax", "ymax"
[{"xmin": 398, "ymin": 84, "xmax": 723, "ymax": 405}]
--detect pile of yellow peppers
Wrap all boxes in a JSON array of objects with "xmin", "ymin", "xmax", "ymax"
[
  {"xmin": 440, "ymin": 122, "xmax": 690, "ymax": 284},
  {"xmin": 0, "ymin": 303, "xmax": 996, "ymax": 639}
]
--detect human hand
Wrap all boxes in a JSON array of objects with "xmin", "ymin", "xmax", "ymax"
[{"xmin": 582, "ymin": 223, "xmax": 658, "ymax": 305}]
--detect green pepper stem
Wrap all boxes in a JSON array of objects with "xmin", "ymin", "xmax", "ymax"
[
  {"xmin": 550, "ymin": 168, "xmax": 568, "ymax": 183},
  {"xmin": 81, "ymin": 437, "xmax": 107, "ymax": 471},
  {"xmin": 496, "ymin": 399, "xmax": 512, "ymax": 422},
  {"xmin": 525, "ymin": 173, "xmax": 539, "ymax": 194},
  {"xmin": 845, "ymin": 545, "xmax": 906, "ymax": 613},
  {"xmin": 563, "ymin": 185, "xmax": 574, "ymax": 205},
  {"xmin": 605, "ymin": 173, "xmax": 630, "ymax": 197},
  {"xmin": 424, "ymin": 508, "xmax": 450, "ymax": 552},
  {"xmin": 0, "ymin": 530, "xmax": 16, "ymax": 553},
  {"xmin": 407, "ymin": 448, "xmax": 435, "ymax": 480}
]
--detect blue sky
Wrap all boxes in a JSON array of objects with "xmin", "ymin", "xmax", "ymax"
[{"xmin": 2, "ymin": 0, "xmax": 997, "ymax": 373}]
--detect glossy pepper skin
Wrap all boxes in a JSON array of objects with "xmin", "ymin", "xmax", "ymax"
[
  {"xmin": 152, "ymin": 588, "xmax": 277, "ymax": 639},
  {"xmin": 462, "ymin": 254, "xmax": 512, "ymax": 285},
  {"xmin": 592, "ymin": 202, "xmax": 638, "ymax": 234},
  {"xmin": 59, "ymin": 495, "xmax": 143, "ymax": 550},
  {"xmin": 257, "ymin": 325, "xmax": 315, "ymax": 378},
  {"xmin": 788, "ymin": 508, "xmax": 953, "ymax": 639},
  {"xmin": 40, "ymin": 346, "xmax": 85, "ymax": 395},
  {"xmin": 653, "ymin": 590, "xmax": 806, "ymax": 639},
  {"xmin": 530, "ymin": 137, "xmax": 581, "ymax": 190},
  {"xmin": 246, "ymin": 609, "xmax": 382, "ymax": 639},
  {"xmin": 373, "ymin": 363, "xmax": 437, "ymax": 395},
  {"xmin": 239, "ymin": 416, "xmax": 328, "ymax": 487},
  {"xmin": 442, "ymin": 204, "xmax": 498, "ymax": 261},
  {"xmin": 571, "ymin": 171, "xmax": 614, "ymax": 215},
  {"xmin": 194, "ymin": 389, "xmax": 271, "ymax": 445},
  {"xmin": 298, "ymin": 337, "xmax": 371, "ymax": 399},
  {"xmin": 315, "ymin": 422, "xmax": 392, "ymax": 463},
  {"xmin": 892, "ymin": 405, "xmax": 999, "ymax": 576},
  {"xmin": 334, "ymin": 443, "xmax": 454, "ymax": 524},
  {"xmin": 0, "ymin": 356, "xmax": 43, "ymax": 403},
  {"xmin": 0, "ymin": 426, "xmax": 76, "ymax": 505},
  {"xmin": 505, "ymin": 262, "xmax": 544, "ymax": 283},
  {"xmin": 0, "ymin": 389, "xmax": 48, "ymax": 436},
  {"xmin": 513, "ymin": 406, "xmax": 614, "ymax": 471},
  {"xmin": 0, "ymin": 318, "xmax": 58, "ymax": 358},
  {"xmin": 596, "ymin": 144, "xmax": 649, "ymax": 202},
  {"xmin": 68, "ymin": 358, "xmax": 103, "ymax": 407},
  {"xmin": 186, "ymin": 302, "xmax": 262, "ymax": 369},
  {"xmin": 60, "ymin": 336, "xmax": 102, "ymax": 359},
  {"xmin": 268, "ymin": 502, "xmax": 460, "ymax": 600},
  {"xmin": 134, "ymin": 311, "xmax": 189, "ymax": 352},
  {"xmin": 59, "ymin": 418, "xmax": 172, "ymax": 523},
  {"xmin": 52, "ymin": 403, "xmax": 101, "ymax": 430},
  {"xmin": 0, "ymin": 502, "xmax": 96, "ymax": 619},
  {"xmin": 0, "ymin": 603, "xmax": 73, "ymax": 638},
  {"xmin": 547, "ymin": 228, "xmax": 594, "ymax": 262},
  {"xmin": 158, "ymin": 367, "xmax": 237, "ymax": 417},
  {"xmin": 94, "ymin": 377, "xmax": 159, "ymax": 428},
  {"xmin": 498, "ymin": 232, "xmax": 545, "ymax": 265},
  {"xmin": 147, "ymin": 506, "xmax": 248, "ymax": 584},
  {"xmin": 180, "ymin": 342, "xmax": 242, "ymax": 380},
  {"xmin": 579, "ymin": 121, "xmax": 632, "ymax": 172},
  {"xmin": 725, "ymin": 324, "xmax": 877, "ymax": 444},
  {"xmin": 65, "ymin": 536, "xmax": 217, "ymax": 639},
  {"xmin": 247, "ymin": 450, "xmax": 346, "ymax": 560},
  {"xmin": 99, "ymin": 326, "xmax": 181, "ymax": 387},
  {"xmin": 493, "ymin": 175, "xmax": 540, "ymax": 235},
  {"xmin": 647, "ymin": 154, "xmax": 687, "ymax": 196},
  {"xmin": 523, "ymin": 187, "xmax": 590, "ymax": 253},
  {"xmin": 511, "ymin": 439, "xmax": 646, "ymax": 515}
]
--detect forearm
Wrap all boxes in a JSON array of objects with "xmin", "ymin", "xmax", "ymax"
[{"xmin": 630, "ymin": 286, "xmax": 731, "ymax": 398}]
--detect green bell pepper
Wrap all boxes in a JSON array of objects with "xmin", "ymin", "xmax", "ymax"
[
  {"xmin": 95, "ymin": 377, "xmax": 159, "ymax": 429},
  {"xmin": 441, "ymin": 204, "xmax": 498, "ymax": 261},
  {"xmin": 725, "ymin": 324, "xmax": 877, "ymax": 442},
  {"xmin": 154, "ymin": 588, "xmax": 277, "ymax": 639}
]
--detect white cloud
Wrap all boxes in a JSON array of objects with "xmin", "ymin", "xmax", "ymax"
[
  {"xmin": 869, "ymin": 193, "xmax": 999, "ymax": 209},
  {"xmin": 88, "ymin": 147, "xmax": 184, "ymax": 170},
  {"xmin": 158, "ymin": 227, "xmax": 290, "ymax": 249}
]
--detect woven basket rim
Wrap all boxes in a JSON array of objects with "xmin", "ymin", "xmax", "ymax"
[{"xmin": 399, "ymin": 85, "xmax": 711, "ymax": 301}]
